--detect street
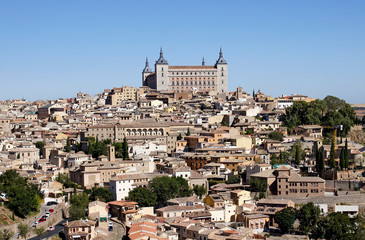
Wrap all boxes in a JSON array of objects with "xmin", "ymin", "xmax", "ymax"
[{"xmin": 29, "ymin": 219, "xmax": 66, "ymax": 240}]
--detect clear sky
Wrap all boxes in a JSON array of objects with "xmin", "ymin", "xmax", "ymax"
[{"xmin": 1, "ymin": 1, "xmax": 364, "ymax": 103}]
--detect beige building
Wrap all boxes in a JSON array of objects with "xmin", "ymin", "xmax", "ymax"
[
  {"xmin": 142, "ymin": 48, "xmax": 228, "ymax": 93},
  {"xmin": 64, "ymin": 220, "xmax": 97, "ymax": 240},
  {"xmin": 106, "ymin": 86, "xmax": 139, "ymax": 105}
]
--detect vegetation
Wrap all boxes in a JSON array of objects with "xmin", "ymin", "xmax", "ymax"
[
  {"xmin": 35, "ymin": 141, "xmax": 45, "ymax": 158},
  {"xmin": 69, "ymin": 193, "xmax": 89, "ymax": 221},
  {"xmin": 18, "ymin": 223, "xmax": 30, "ymax": 239},
  {"xmin": 56, "ymin": 173, "xmax": 76, "ymax": 189},
  {"xmin": 290, "ymin": 141, "xmax": 305, "ymax": 165},
  {"xmin": 186, "ymin": 127, "xmax": 191, "ymax": 136},
  {"xmin": 226, "ymin": 175, "xmax": 240, "ymax": 184},
  {"xmin": 148, "ymin": 176, "xmax": 193, "ymax": 206},
  {"xmin": 274, "ymin": 207, "xmax": 297, "ymax": 233},
  {"xmin": 328, "ymin": 138, "xmax": 336, "ymax": 169},
  {"xmin": 128, "ymin": 187, "xmax": 157, "ymax": 207},
  {"xmin": 177, "ymin": 132, "xmax": 183, "ymax": 141},
  {"xmin": 87, "ymin": 137, "xmax": 109, "ymax": 159},
  {"xmin": 268, "ymin": 131, "xmax": 284, "ymax": 141},
  {"xmin": 245, "ymin": 129, "xmax": 253, "ymax": 135},
  {"xmin": 0, "ymin": 229, "xmax": 14, "ymax": 240},
  {"xmin": 88, "ymin": 187, "xmax": 114, "ymax": 202},
  {"xmin": 33, "ymin": 226, "xmax": 46, "ymax": 240},
  {"xmin": 193, "ymin": 185, "xmax": 207, "ymax": 199},
  {"xmin": 311, "ymin": 212, "xmax": 364, "ymax": 240},
  {"xmin": 65, "ymin": 137, "xmax": 71, "ymax": 152},
  {"xmin": 249, "ymin": 178, "xmax": 268, "ymax": 192},
  {"xmin": 0, "ymin": 170, "xmax": 43, "ymax": 217},
  {"xmin": 297, "ymin": 202, "xmax": 320, "ymax": 234},
  {"xmin": 282, "ymin": 96, "xmax": 357, "ymax": 136},
  {"xmin": 112, "ymin": 137, "xmax": 129, "ymax": 160}
]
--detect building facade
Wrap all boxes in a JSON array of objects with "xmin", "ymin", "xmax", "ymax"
[{"xmin": 142, "ymin": 48, "xmax": 228, "ymax": 93}]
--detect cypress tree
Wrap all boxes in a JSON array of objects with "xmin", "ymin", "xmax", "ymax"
[
  {"xmin": 344, "ymin": 139, "xmax": 349, "ymax": 169},
  {"xmin": 328, "ymin": 139, "xmax": 336, "ymax": 169},
  {"xmin": 122, "ymin": 137, "xmax": 129, "ymax": 160},
  {"xmin": 339, "ymin": 148, "xmax": 345, "ymax": 170},
  {"xmin": 317, "ymin": 148, "xmax": 325, "ymax": 173},
  {"xmin": 186, "ymin": 127, "xmax": 191, "ymax": 136},
  {"xmin": 65, "ymin": 137, "xmax": 71, "ymax": 152},
  {"xmin": 295, "ymin": 144, "xmax": 301, "ymax": 165}
]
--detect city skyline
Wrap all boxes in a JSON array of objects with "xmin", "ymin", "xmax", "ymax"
[{"xmin": 1, "ymin": 1, "xmax": 364, "ymax": 103}]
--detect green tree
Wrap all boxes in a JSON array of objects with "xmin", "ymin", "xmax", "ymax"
[
  {"xmin": 148, "ymin": 176, "xmax": 192, "ymax": 206},
  {"xmin": 274, "ymin": 207, "xmax": 297, "ymax": 233},
  {"xmin": 18, "ymin": 223, "xmax": 30, "ymax": 240},
  {"xmin": 282, "ymin": 96, "xmax": 356, "ymax": 136},
  {"xmin": 312, "ymin": 212, "xmax": 358, "ymax": 240},
  {"xmin": 177, "ymin": 132, "xmax": 183, "ymax": 141},
  {"xmin": 1, "ymin": 170, "xmax": 43, "ymax": 217},
  {"xmin": 344, "ymin": 139, "xmax": 349, "ymax": 169},
  {"xmin": 33, "ymin": 227, "xmax": 46, "ymax": 240},
  {"xmin": 56, "ymin": 173, "xmax": 76, "ymax": 189},
  {"xmin": 250, "ymin": 178, "xmax": 268, "ymax": 192},
  {"xmin": 245, "ymin": 129, "xmax": 253, "ymax": 135},
  {"xmin": 69, "ymin": 192, "xmax": 89, "ymax": 221},
  {"xmin": 186, "ymin": 127, "xmax": 191, "ymax": 136},
  {"xmin": 0, "ymin": 229, "xmax": 14, "ymax": 240},
  {"xmin": 317, "ymin": 148, "xmax": 325, "ymax": 172},
  {"xmin": 122, "ymin": 137, "xmax": 129, "ymax": 160},
  {"xmin": 193, "ymin": 185, "xmax": 207, "ymax": 199},
  {"xmin": 128, "ymin": 187, "xmax": 157, "ymax": 207},
  {"xmin": 65, "ymin": 137, "xmax": 71, "ymax": 152},
  {"xmin": 268, "ymin": 131, "xmax": 284, "ymax": 141},
  {"xmin": 295, "ymin": 144, "xmax": 301, "ymax": 165},
  {"xmin": 297, "ymin": 202, "xmax": 320, "ymax": 234},
  {"xmin": 35, "ymin": 141, "xmax": 45, "ymax": 158},
  {"xmin": 89, "ymin": 187, "xmax": 114, "ymax": 202},
  {"xmin": 340, "ymin": 148, "xmax": 345, "ymax": 170},
  {"xmin": 329, "ymin": 139, "xmax": 336, "ymax": 169},
  {"xmin": 226, "ymin": 175, "xmax": 240, "ymax": 184}
]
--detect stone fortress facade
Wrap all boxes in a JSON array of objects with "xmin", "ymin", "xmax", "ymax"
[{"xmin": 142, "ymin": 48, "xmax": 228, "ymax": 93}]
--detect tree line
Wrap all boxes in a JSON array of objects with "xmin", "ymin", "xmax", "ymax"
[
  {"xmin": 128, "ymin": 176, "xmax": 206, "ymax": 208},
  {"xmin": 282, "ymin": 96, "xmax": 359, "ymax": 136},
  {"xmin": 275, "ymin": 202, "xmax": 364, "ymax": 239},
  {"xmin": 0, "ymin": 170, "xmax": 43, "ymax": 218}
]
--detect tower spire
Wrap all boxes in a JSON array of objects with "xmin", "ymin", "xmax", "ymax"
[
  {"xmin": 216, "ymin": 47, "xmax": 227, "ymax": 65},
  {"xmin": 202, "ymin": 57, "xmax": 205, "ymax": 66},
  {"xmin": 143, "ymin": 57, "xmax": 152, "ymax": 73},
  {"xmin": 156, "ymin": 47, "xmax": 168, "ymax": 64}
]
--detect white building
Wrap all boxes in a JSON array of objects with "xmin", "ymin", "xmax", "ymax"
[{"xmin": 109, "ymin": 173, "xmax": 150, "ymax": 200}]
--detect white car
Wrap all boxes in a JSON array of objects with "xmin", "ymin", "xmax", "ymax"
[
  {"xmin": 47, "ymin": 226, "xmax": 55, "ymax": 231},
  {"xmin": 45, "ymin": 212, "xmax": 51, "ymax": 217}
]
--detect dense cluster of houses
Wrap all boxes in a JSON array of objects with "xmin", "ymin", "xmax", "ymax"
[{"xmin": 0, "ymin": 87, "xmax": 364, "ymax": 239}]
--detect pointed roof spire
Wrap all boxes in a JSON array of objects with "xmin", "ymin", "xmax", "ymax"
[
  {"xmin": 156, "ymin": 47, "xmax": 168, "ymax": 64},
  {"xmin": 202, "ymin": 57, "xmax": 205, "ymax": 66},
  {"xmin": 216, "ymin": 47, "xmax": 227, "ymax": 65},
  {"xmin": 143, "ymin": 57, "xmax": 152, "ymax": 73}
]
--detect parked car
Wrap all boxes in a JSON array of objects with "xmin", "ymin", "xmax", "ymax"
[
  {"xmin": 32, "ymin": 221, "xmax": 39, "ymax": 227},
  {"xmin": 46, "ymin": 201, "xmax": 58, "ymax": 206},
  {"xmin": 38, "ymin": 219, "xmax": 45, "ymax": 223},
  {"xmin": 45, "ymin": 212, "xmax": 51, "ymax": 217},
  {"xmin": 108, "ymin": 222, "xmax": 113, "ymax": 231},
  {"xmin": 49, "ymin": 209, "xmax": 54, "ymax": 213}
]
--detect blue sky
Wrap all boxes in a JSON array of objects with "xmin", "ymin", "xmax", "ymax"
[{"xmin": 0, "ymin": 1, "xmax": 364, "ymax": 103}]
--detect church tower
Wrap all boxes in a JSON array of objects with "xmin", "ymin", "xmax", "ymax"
[
  {"xmin": 155, "ymin": 48, "xmax": 169, "ymax": 91},
  {"xmin": 215, "ymin": 48, "xmax": 228, "ymax": 93},
  {"xmin": 142, "ymin": 57, "xmax": 153, "ymax": 86}
]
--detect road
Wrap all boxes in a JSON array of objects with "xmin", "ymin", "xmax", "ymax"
[{"xmin": 29, "ymin": 219, "xmax": 66, "ymax": 240}]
